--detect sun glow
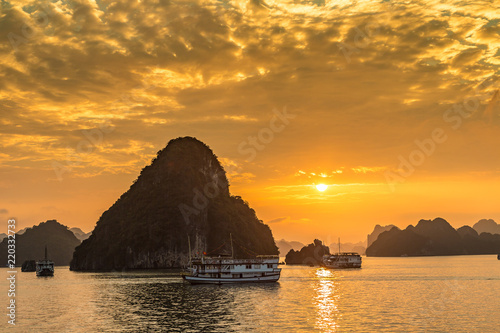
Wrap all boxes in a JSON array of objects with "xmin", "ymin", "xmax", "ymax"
[{"xmin": 316, "ymin": 184, "xmax": 328, "ymax": 192}]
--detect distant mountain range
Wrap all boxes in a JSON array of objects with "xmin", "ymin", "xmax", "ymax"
[
  {"xmin": 0, "ymin": 226, "xmax": 91, "ymax": 242},
  {"xmin": 276, "ymin": 239, "xmax": 305, "ymax": 256},
  {"xmin": 329, "ymin": 241, "xmax": 366, "ymax": 255},
  {"xmin": 473, "ymin": 219, "xmax": 500, "ymax": 235},
  {"xmin": 0, "ymin": 220, "xmax": 81, "ymax": 266},
  {"xmin": 69, "ymin": 228, "xmax": 92, "ymax": 242},
  {"xmin": 367, "ymin": 218, "xmax": 500, "ymax": 257},
  {"xmin": 277, "ymin": 239, "xmax": 366, "ymax": 257}
]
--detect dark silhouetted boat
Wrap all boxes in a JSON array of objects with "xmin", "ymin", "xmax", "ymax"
[
  {"xmin": 36, "ymin": 246, "xmax": 54, "ymax": 277},
  {"xmin": 21, "ymin": 260, "xmax": 37, "ymax": 272}
]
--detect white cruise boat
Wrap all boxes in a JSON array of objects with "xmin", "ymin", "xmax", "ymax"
[
  {"xmin": 183, "ymin": 234, "xmax": 281, "ymax": 284},
  {"xmin": 322, "ymin": 253, "xmax": 362, "ymax": 269},
  {"xmin": 182, "ymin": 255, "xmax": 281, "ymax": 284},
  {"xmin": 322, "ymin": 239, "xmax": 362, "ymax": 269}
]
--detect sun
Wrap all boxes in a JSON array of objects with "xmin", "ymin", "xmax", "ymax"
[{"xmin": 316, "ymin": 184, "xmax": 328, "ymax": 192}]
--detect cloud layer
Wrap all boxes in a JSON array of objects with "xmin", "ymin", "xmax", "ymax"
[{"xmin": 1, "ymin": 0, "xmax": 499, "ymax": 239}]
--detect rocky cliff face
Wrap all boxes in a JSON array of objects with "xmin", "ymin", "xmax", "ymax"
[
  {"xmin": 367, "ymin": 224, "xmax": 398, "ymax": 247},
  {"xmin": 70, "ymin": 137, "xmax": 278, "ymax": 271}
]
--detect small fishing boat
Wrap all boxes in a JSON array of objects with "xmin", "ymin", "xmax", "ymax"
[
  {"xmin": 36, "ymin": 246, "xmax": 54, "ymax": 277},
  {"xmin": 182, "ymin": 234, "xmax": 281, "ymax": 284}
]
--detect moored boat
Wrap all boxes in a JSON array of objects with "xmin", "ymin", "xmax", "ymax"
[
  {"xmin": 182, "ymin": 255, "xmax": 281, "ymax": 284},
  {"xmin": 182, "ymin": 234, "xmax": 281, "ymax": 284},
  {"xmin": 36, "ymin": 246, "xmax": 54, "ymax": 277},
  {"xmin": 322, "ymin": 238, "xmax": 362, "ymax": 269},
  {"xmin": 322, "ymin": 252, "xmax": 362, "ymax": 269}
]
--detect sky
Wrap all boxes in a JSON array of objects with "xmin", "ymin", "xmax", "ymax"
[{"xmin": 1, "ymin": 0, "xmax": 499, "ymax": 244}]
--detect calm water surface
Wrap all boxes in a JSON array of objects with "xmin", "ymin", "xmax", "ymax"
[{"xmin": 2, "ymin": 255, "xmax": 499, "ymax": 332}]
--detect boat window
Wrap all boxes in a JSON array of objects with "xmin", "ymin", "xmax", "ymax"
[{"xmin": 246, "ymin": 264, "xmax": 251, "ymax": 269}]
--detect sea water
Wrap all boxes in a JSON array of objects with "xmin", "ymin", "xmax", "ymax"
[{"xmin": 1, "ymin": 255, "xmax": 499, "ymax": 332}]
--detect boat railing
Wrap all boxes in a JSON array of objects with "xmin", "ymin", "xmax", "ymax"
[
  {"xmin": 324, "ymin": 252, "xmax": 360, "ymax": 257},
  {"xmin": 192, "ymin": 257, "xmax": 279, "ymax": 265}
]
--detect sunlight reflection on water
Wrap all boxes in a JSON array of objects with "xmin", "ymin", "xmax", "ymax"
[{"xmin": 314, "ymin": 268, "xmax": 340, "ymax": 332}]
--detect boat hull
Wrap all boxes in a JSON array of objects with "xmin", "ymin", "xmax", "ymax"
[
  {"xmin": 36, "ymin": 269, "xmax": 54, "ymax": 277},
  {"xmin": 183, "ymin": 273, "xmax": 280, "ymax": 284},
  {"xmin": 323, "ymin": 263, "xmax": 361, "ymax": 269}
]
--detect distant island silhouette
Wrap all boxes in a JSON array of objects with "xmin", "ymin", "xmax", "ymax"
[
  {"xmin": 285, "ymin": 239, "xmax": 330, "ymax": 265},
  {"xmin": 0, "ymin": 220, "xmax": 80, "ymax": 266},
  {"xmin": 71, "ymin": 137, "xmax": 278, "ymax": 271},
  {"xmin": 366, "ymin": 218, "xmax": 500, "ymax": 257},
  {"xmin": 276, "ymin": 239, "xmax": 305, "ymax": 256}
]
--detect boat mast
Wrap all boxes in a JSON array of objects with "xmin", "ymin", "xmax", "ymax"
[
  {"xmin": 188, "ymin": 235, "xmax": 192, "ymax": 267},
  {"xmin": 338, "ymin": 238, "xmax": 340, "ymax": 254},
  {"xmin": 230, "ymin": 233, "xmax": 234, "ymax": 259}
]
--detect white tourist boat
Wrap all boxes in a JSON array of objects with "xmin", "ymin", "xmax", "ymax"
[
  {"xmin": 322, "ymin": 239, "xmax": 362, "ymax": 269},
  {"xmin": 182, "ymin": 255, "xmax": 281, "ymax": 284},
  {"xmin": 182, "ymin": 234, "xmax": 281, "ymax": 284},
  {"xmin": 322, "ymin": 253, "xmax": 362, "ymax": 269}
]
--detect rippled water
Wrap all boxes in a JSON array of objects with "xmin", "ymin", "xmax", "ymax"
[{"xmin": 2, "ymin": 255, "xmax": 499, "ymax": 332}]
